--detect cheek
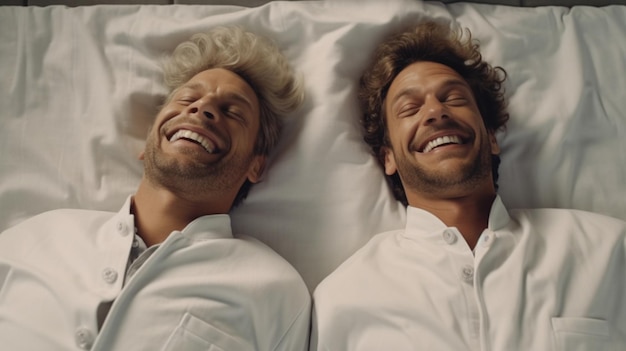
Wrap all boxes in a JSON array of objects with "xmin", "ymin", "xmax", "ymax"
[
  {"xmin": 390, "ymin": 120, "xmax": 415, "ymax": 150},
  {"xmin": 226, "ymin": 126, "xmax": 257, "ymax": 156},
  {"xmin": 388, "ymin": 134, "xmax": 403, "ymax": 153},
  {"xmin": 153, "ymin": 108, "xmax": 180, "ymax": 132},
  {"xmin": 145, "ymin": 123, "xmax": 162, "ymax": 144},
  {"xmin": 246, "ymin": 120, "xmax": 262, "ymax": 148},
  {"xmin": 158, "ymin": 102, "xmax": 182, "ymax": 119}
]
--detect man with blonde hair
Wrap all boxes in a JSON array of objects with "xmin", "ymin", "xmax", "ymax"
[{"xmin": 0, "ymin": 26, "xmax": 310, "ymax": 351}]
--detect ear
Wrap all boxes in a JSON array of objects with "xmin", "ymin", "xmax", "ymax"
[
  {"xmin": 488, "ymin": 131, "xmax": 500, "ymax": 156},
  {"xmin": 138, "ymin": 150, "xmax": 145, "ymax": 160},
  {"xmin": 246, "ymin": 155, "xmax": 266, "ymax": 184},
  {"xmin": 382, "ymin": 146, "xmax": 398, "ymax": 176}
]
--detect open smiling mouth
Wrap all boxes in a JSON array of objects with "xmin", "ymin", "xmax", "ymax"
[
  {"xmin": 169, "ymin": 129, "xmax": 218, "ymax": 154},
  {"xmin": 421, "ymin": 135, "xmax": 464, "ymax": 153}
]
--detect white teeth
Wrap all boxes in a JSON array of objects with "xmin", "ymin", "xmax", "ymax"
[
  {"xmin": 169, "ymin": 129, "xmax": 215, "ymax": 153},
  {"xmin": 423, "ymin": 135, "xmax": 462, "ymax": 153}
]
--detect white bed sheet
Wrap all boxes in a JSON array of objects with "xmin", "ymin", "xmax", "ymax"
[{"xmin": 1, "ymin": 0, "xmax": 625, "ymax": 290}]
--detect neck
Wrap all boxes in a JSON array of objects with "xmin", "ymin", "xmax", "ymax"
[
  {"xmin": 408, "ymin": 190, "xmax": 496, "ymax": 250},
  {"xmin": 131, "ymin": 177, "xmax": 232, "ymax": 247}
]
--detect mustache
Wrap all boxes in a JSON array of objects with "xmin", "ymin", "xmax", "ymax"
[{"xmin": 428, "ymin": 118, "xmax": 466, "ymax": 132}]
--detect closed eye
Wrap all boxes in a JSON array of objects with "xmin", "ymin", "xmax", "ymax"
[
  {"xmin": 397, "ymin": 104, "xmax": 420, "ymax": 118},
  {"xmin": 177, "ymin": 97, "xmax": 198, "ymax": 106},
  {"xmin": 444, "ymin": 95, "xmax": 468, "ymax": 106},
  {"xmin": 222, "ymin": 106, "xmax": 246, "ymax": 122}
]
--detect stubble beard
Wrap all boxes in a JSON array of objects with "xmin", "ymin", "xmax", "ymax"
[
  {"xmin": 142, "ymin": 137, "xmax": 254, "ymax": 197},
  {"xmin": 395, "ymin": 140, "xmax": 493, "ymax": 197}
]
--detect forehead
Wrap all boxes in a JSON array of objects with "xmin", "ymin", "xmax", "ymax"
[{"xmin": 388, "ymin": 61, "xmax": 469, "ymax": 98}]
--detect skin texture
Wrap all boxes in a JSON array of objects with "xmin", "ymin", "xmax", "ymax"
[
  {"xmin": 382, "ymin": 61, "xmax": 500, "ymax": 249},
  {"xmin": 133, "ymin": 68, "xmax": 266, "ymax": 246}
]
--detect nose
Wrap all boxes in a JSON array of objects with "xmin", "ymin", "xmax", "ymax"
[
  {"xmin": 187, "ymin": 98, "xmax": 218, "ymax": 121},
  {"xmin": 202, "ymin": 110, "xmax": 215, "ymax": 119},
  {"xmin": 422, "ymin": 95, "xmax": 449, "ymax": 125}
]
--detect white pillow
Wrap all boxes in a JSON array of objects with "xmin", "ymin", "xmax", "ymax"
[{"xmin": 0, "ymin": 1, "xmax": 624, "ymax": 290}]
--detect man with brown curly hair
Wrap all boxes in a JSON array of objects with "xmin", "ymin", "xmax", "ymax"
[
  {"xmin": 311, "ymin": 20, "xmax": 626, "ymax": 350},
  {"xmin": 0, "ymin": 26, "xmax": 310, "ymax": 351}
]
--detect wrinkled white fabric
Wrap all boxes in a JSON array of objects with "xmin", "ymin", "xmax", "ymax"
[
  {"xmin": 312, "ymin": 196, "xmax": 626, "ymax": 351},
  {"xmin": 0, "ymin": 197, "xmax": 310, "ymax": 351},
  {"xmin": 1, "ymin": 1, "xmax": 625, "ymax": 291}
]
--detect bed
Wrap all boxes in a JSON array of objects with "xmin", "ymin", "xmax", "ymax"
[{"xmin": 1, "ymin": 0, "xmax": 625, "ymax": 292}]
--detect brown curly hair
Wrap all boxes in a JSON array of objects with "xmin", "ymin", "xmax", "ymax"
[{"xmin": 359, "ymin": 21, "xmax": 509, "ymax": 205}]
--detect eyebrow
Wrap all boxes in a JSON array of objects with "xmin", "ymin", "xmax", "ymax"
[{"xmin": 177, "ymin": 82, "xmax": 256, "ymax": 110}]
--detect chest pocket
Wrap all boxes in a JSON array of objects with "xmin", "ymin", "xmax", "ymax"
[
  {"xmin": 162, "ymin": 312, "xmax": 254, "ymax": 351},
  {"xmin": 551, "ymin": 317, "xmax": 610, "ymax": 351}
]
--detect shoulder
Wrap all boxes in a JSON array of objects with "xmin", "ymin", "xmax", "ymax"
[
  {"xmin": 230, "ymin": 234, "xmax": 310, "ymax": 295},
  {"xmin": 508, "ymin": 208, "xmax": 626, "ymax": 253},
  {"xmin": 511, "ymin": 207, "xmax": 625, "ymax": 233},
  {"xmin": 0, "ymin": 208, "xmax": 115, "ymax": 254},
  {"xmin": 314, "ymin": 228, "xmax": 403, "ymax": 298},
  {"xmin": 226, "ymin": 234, "xmax": 311, "ymax": 334},
  {"xmin": 311, "ymin": 229, "xmax": 405, "ymax": 347},
  {"xmin": 3, "ymin": 208, "xmax": 114, "ymax": 232},
  {"xmin": 232, "ymin": 234, "xmax": 302, "ymax": 273}
]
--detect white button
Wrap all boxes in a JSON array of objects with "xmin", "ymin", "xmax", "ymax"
[
  {"xmin": 117, "ymin": 221, "xmax": 129, "ymax": 236},
  {"xmin": 75, "ymin": 327, "xmax": 94, "ymax": 349},
  {"xmin": 461, "ymin": 265, "xmax": 474, "ymax": 283},
  {"xmin": 102, "ymin": 268, "xmax": 118, "ymax": 284},
  {"xmin": 442, "ymin": 229, "xmax": 457, "ymax": 245},
  {"xmin": 482, "ymin": 233, "xmax": 493, "ymax": 247}
]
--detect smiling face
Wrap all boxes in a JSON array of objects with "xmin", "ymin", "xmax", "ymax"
[
  {"xmin": 382, "ymin": 61, "xmax": 500, "ymax": 203},
  {"xmin": 142, "ymin": 68, "xmax": 265, "ymax": 203}
]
